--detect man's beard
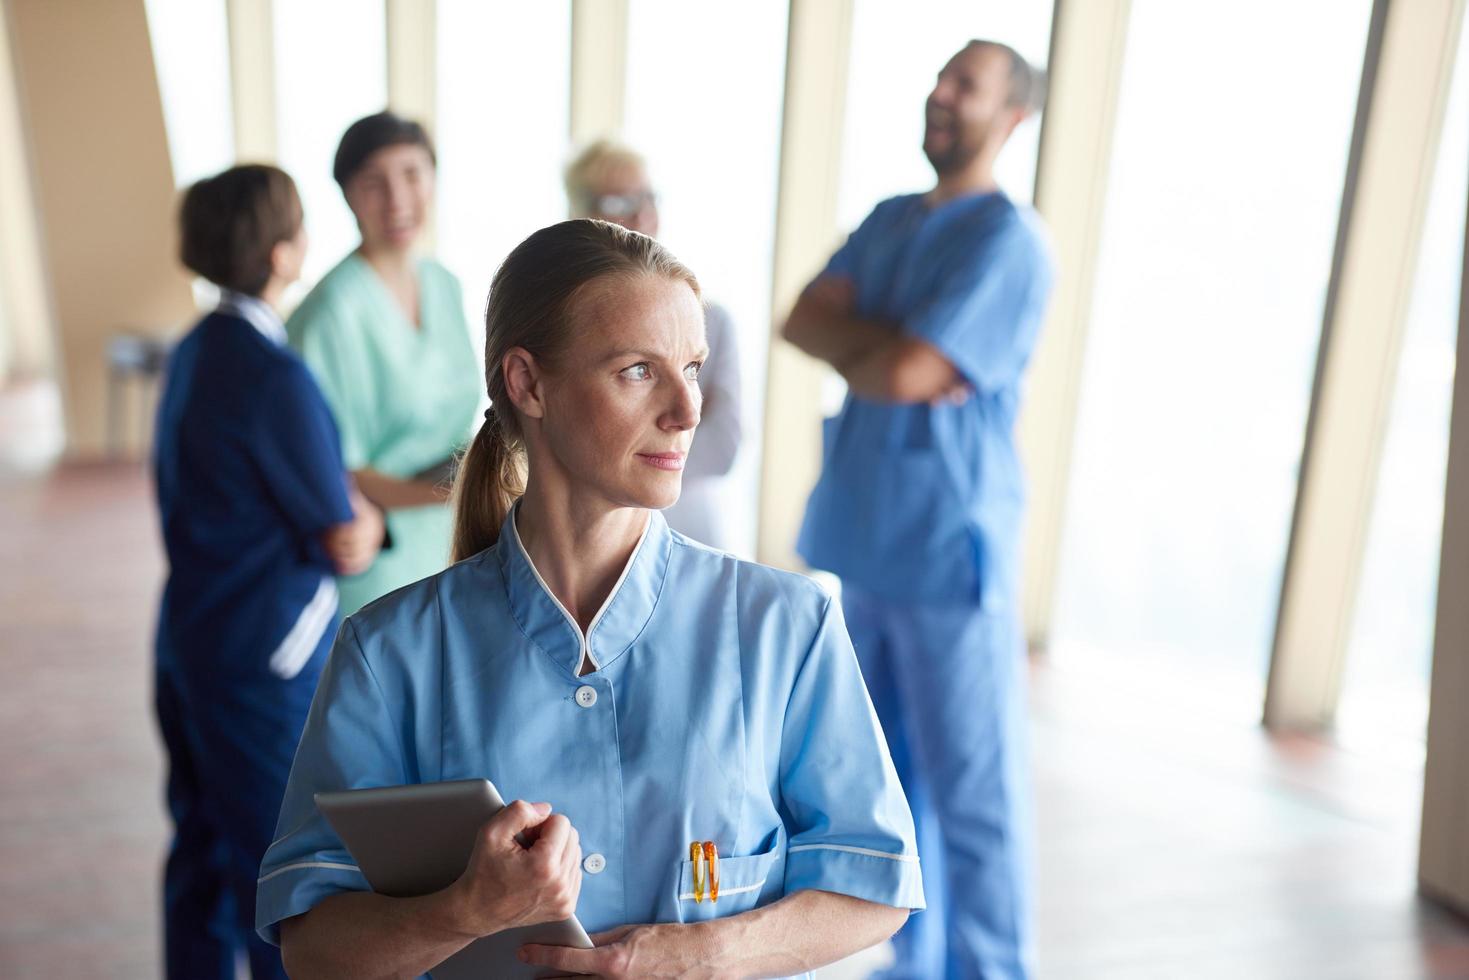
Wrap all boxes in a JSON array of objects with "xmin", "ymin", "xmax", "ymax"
[{"xmin": 923, "ymin": 130, "xmax": 983, "ymax": 175}]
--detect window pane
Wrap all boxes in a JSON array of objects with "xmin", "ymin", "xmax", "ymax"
[
  {"xmin": 144, "ymin": 0, "xmax": 234, "ymax": 188},
  {"xmin": 274, "ymin": 0, "xmax": 387, "ymax": 291},
  {"xmin": 1338, "ymin": 15, "xmax": 1469, "ymax": 754},
  {"xmin": 623, "ymin": 0, "xmax": 788, "ymax": 557},
  {"xmin": 436, "ymin": 0, "xmax": 570, "ymax": 347},
  {"xmin": 837, "ymin": 0, "xmax": 1053, "ymax": 233},
  {"xmin": 1049, "ymin": 0, "xmax": 1373, "ymax": 715}
]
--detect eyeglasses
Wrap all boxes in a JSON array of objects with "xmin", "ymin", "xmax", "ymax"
[{"xmin": 590, "ymin": 190, "xmax": 657, "ymax": 220}]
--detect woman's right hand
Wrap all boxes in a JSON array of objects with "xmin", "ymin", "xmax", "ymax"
[
  {"xmin": 322, "ymin": 486, "xmax": 385, "ymax": 576},
  {"xmin": 449, "ymin": 800, "xmax": 583, "ymax": 939}
]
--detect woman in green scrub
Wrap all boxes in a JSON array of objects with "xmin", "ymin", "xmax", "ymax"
[{"xmin": 287, "ymin": 111, "xmax": 480, "ymax": 615}]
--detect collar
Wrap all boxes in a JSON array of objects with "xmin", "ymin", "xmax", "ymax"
[
  {"xmin": 217, "ymin": 291, "xmax": 287, "ymax": 346},
  {"xmin": 496, "ymin": 504, "xmax": 672, "ymax": 677}
]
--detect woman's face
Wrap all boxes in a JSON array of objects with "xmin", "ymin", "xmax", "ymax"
[
  {"xmin": 343, "ymin": 143, "xmax": 435, "ymax": 253},
  {"xmin": 517, "ymin": 274, "xmax": 707, "ymax": 513}
]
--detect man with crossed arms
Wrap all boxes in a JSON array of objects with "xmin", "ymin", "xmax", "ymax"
[{"xmin": 783, "ymin": 39, "xmax": 1054, "ymax": 980}]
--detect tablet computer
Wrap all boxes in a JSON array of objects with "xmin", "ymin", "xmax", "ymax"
[{"xmin": 316, "ymin": 778, "xmax": 593, "ymax": 979}]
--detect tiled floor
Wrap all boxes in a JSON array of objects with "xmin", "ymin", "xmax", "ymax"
[
  {"xmin": 3, "ymin": 463, "xmax": 1468, "ymax": 979},
  {"xmin": 1, "ymin": 464, "xmax": 168, "ymax": 978}
]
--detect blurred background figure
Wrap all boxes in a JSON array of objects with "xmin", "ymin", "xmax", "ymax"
[
  {"xmin": 784, "ymin": 40, "xmax": 1052, "ymax": 980},
  {"xmin": 287, "ymin": 111, "xmax": 480, "ymax": 615},
  {"xmin": 565, "ymin": 139, "xmax": 744, "ymax": 550},
  {"xmin": 153, "ymin": 164, "xmax": 382, "ymax": 980}
]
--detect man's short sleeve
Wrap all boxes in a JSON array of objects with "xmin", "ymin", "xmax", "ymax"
[
  {"xmin": 822, "ymin": 200, "xmax": 893, "ymax": 281},
  {"xmin": 255, "ymin": 619, "xmax": 409, "ymax": 945},
  {"xmin": 779, "ymin": 597, "xmax": 925, "ymax": 911},
  {"xmin": 904, "ymin": 215, "xmax": 1054, "ymax": 393}
]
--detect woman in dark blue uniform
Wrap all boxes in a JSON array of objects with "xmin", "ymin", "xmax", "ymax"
[{"xmin": 152, "ymin": 164, "xmax": 385, "ymax": 979}]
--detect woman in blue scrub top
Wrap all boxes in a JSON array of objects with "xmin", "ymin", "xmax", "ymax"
[{"xmin": 258, "ymin": 220, "xmax": 923, "ymax": 978}]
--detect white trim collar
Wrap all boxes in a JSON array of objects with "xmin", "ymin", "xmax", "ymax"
[
  {"xmin": 218, "ymin": 290, "xmax": 287, "ymax": 346},
  {"xmin": 509, "ymin": 504, "xmax": 653, "ymax": 676}
]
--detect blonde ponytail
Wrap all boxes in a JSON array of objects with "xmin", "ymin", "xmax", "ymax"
[{"xmin": 450, "ymin": 407, "xmax": 525, "ymax": 561}]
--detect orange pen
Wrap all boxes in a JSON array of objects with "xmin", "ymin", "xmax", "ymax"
[{"xmin": 703, "ymin": 840, "xmax": 720, "ymax": 902}]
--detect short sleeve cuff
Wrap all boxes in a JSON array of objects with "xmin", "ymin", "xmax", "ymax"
[
  {"xmin": 783, "ymin": 844, "xmax": 925, "ymax": 911},
  {"xmin": 254, "ymin": 860, "xmax": 371, "ymax": 945},
  {"xmin": 907, "ymin": 303, "xmax": 985, "ymax": 389}
]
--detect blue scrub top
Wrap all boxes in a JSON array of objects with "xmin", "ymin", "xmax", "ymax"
[
  {"xmin": 154, "ymin": 305, "xmax": 353, "ymax": 680},
  {"xmin": 797, "ymin": 192, "xmax": 1054, "ymax": 610},
  {"xmin": 256, "ymin": 508, "xmax": 923, "ymax": 973}
]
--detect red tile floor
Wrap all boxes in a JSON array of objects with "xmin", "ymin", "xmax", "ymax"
[{"xmin": 3, "ymin": 462, "xmax": 1468, "ymax": 979}]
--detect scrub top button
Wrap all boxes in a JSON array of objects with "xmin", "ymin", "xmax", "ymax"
[
  {"xmin": 583, "ymin": 853, "xmax": 606, "ymax": 874},
  {"xmin": 575, "ymin": 685, "xmax": 598, "ymax": 708}
]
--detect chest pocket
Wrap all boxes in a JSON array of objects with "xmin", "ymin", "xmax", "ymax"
[{"xmin": 668, "ymin": 838, "xmax": 781, "ymax": 923}]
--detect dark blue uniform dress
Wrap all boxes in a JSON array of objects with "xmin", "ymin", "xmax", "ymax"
[{"xmin": 152, "ymin": 294, "xmax": 353, "ymax": 979}]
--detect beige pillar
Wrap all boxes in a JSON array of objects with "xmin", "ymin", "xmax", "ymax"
[
  {"xmin": 1018, "ymin": 0, "xmax": 1133, "ymax": 649},
  {"xmin": 1267, "ymin": 0, "xmax": 1466, "ymax": 729},
  {"xmin": 226, "ymin": 0, "xmax": 276, "ymax": 162},
  {"xmin": 755, "ymin": 0, "xmax": 855, "ymax": 569},
  {"xmin": 1421, "ymin": 167, "xmax": 1469, "ymax": 911},
  {"xmin": 0, "ymin": 1, "xmax": 54, "ymax": 385},
  {"xmin": 569, "ymin": 0, "xmax": 628, "ymax": 143},
  {"xmin": 386, "ymin": 0, "xmax": 436, "ymax": 248},
  {"xmin": 387, "ymin": 0, "xmax": 435, "ymax": 131},
  {"xmin": 5, "ymin": 0, "xmax": 195, "ymax": 458}
]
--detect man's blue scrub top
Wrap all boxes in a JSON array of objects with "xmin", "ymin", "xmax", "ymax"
[
  {"xmin": 257, "ymin": 509, "xmax": 923, "ymax": 965},
  {"xmin": 154, "ymin": 302, "xmax": 353, "ymax": 680},
  {"xmin": 797, "ymin": 192, "xmax": 1054, "ymax": 610}
]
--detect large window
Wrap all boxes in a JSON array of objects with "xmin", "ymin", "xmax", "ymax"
[
  {"xmin": 435, "ymin": 0, "xmax": 571, "ymax": 354},
  {"xmin": 274, "ymin": 0, "xmax": 387, "ymax": 292},
  {"xmin": 836, "ymin": 0, "xmax": 1053, "ymax": 232},
  {"xmin": 1338, "ymin": 15, "xmax": 1469, "ymax": 755},
  {"xmin": 623, "ymin": 0, "xmax": 788, "ymax": 557},
  {"xmin": 1048, "ymin": 0, "xmax": 1374, "ymax": 715},
  {"xmin": 143, "ymin": 0, "xmax": 234, "ymax": 190}
]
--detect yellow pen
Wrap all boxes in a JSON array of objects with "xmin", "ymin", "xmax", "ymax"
[{"xmin": 690, "ymin": 840, "xmax": 706, "ymax": 903}]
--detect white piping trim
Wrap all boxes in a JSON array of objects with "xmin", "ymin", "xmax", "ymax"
[
  {"xmin": 510, "ymin": 507, "xmax": 652, "ymax": 675},
  {"xmin": 268, "ymin": 576, "xmax": 337, "ymax": 680},
  {"xmin": 787, "ymin": 844, "xmax": 919, "ymax": 863},
  {"xmin": 257, "ymin": 860, "xmax": 361, "ymax": 885},
  {"xmin": 678, "ymin": 880, "xmax": 766, "ymax": 901}
]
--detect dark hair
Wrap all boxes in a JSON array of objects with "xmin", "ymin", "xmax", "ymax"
[
  {"xmin": 450, "ymin": 220, "xmax": 701, "ymax": 561},
  {"xmin": 969, "ymin": 39, "xmax": 1047, "ymax": 113},
  {"xmin": 332, "ymin": 110, "xmax": 437, "ymax": 189},
  {"xmin": 178, "ymin": 164, "xmax": 302, "ymax": 296}
]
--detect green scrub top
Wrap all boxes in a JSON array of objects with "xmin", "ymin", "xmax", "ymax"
[{"xmin": 287, "ymin": 252, "xmax": 480, "ymax": 616}]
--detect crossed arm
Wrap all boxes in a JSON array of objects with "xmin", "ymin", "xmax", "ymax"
[
  {"xmin": 780, "ymin": 276, "xmax": 971, "ymax": 406},
  {"xmin": 352, "ymin": 466, "xmax": 451, "ymax": 510}
]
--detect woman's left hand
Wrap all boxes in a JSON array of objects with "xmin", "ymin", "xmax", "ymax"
[{"xmin": 520, "ymin": 922, "xmax": 725, "ymax": 979}]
